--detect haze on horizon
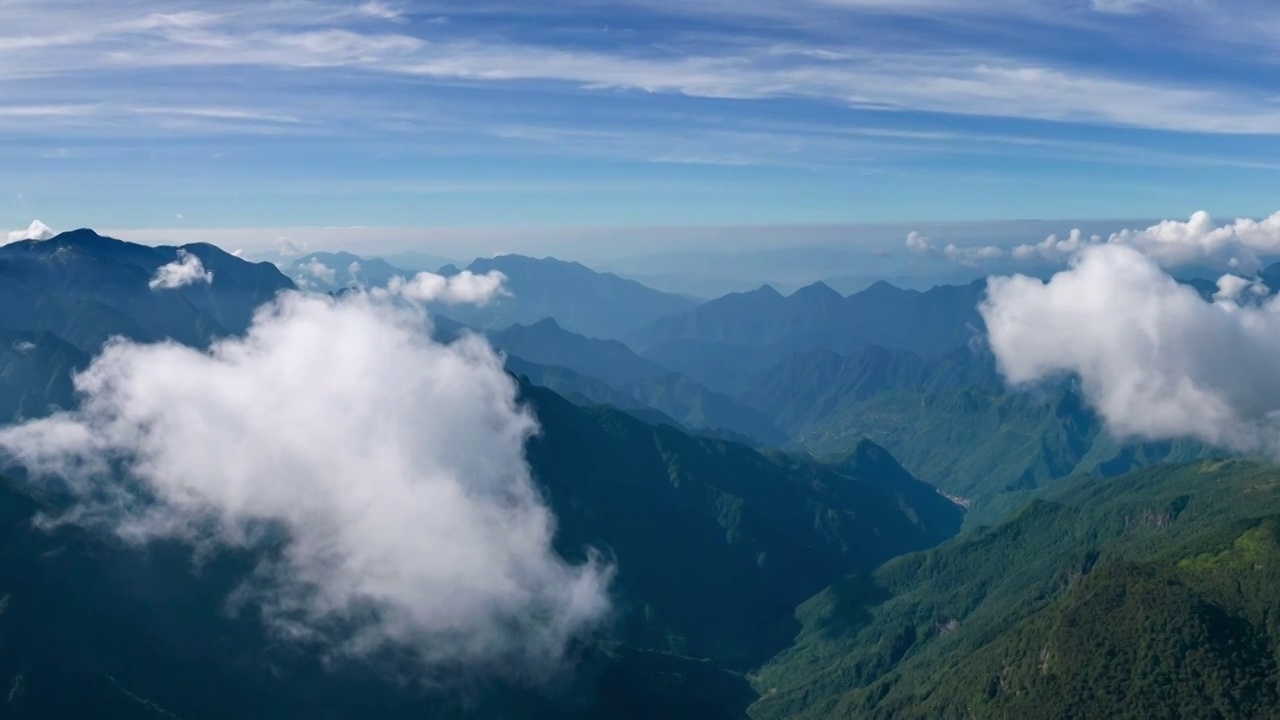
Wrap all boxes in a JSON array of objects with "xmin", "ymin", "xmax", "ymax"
[{"xmin": 3, "ymin": 0, "xmax": 1280, "ymax": 266}]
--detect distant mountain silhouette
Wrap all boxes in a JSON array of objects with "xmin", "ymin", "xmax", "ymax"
[
  {"xmin": 625, "ymin": 279, "xmax": 985, "ymax": 392},
  {"xmin": 376, "ymin": 250, "xmax": 458, "ymax": 273},
  {"xmin": 437, "ymin": 255, "xmax": 698, "ymax": 340},
  {"xmin": 490, "ymin": 317, "xmax": 667, "ymax": 385},
  {"xmin": 287, "ymin": 251, "xmax": 407, "ymax": 291},
  {"xmin": 739, "ymin": 344, "xmax": 1207, "ymax": 512}
]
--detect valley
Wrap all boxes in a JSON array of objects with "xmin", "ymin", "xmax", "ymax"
[{"xmin": 0, "ymin": 229, "xmax": 1273, "ymax": 719}]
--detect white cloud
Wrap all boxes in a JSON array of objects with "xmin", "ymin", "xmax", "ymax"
[
  {"xmin": 149, "ymin": 249, "xmax": 213, "ymax": 290},
  {"xmin": 1011, "ymin": 228, "xmax": 1097, "ymax": 262},
  {"xmin": 905, "ymin": 230, "xmax": 1003, "ymax": 265},
  {"xmin": 1213, "ymin": 273, "xmax": 1269, "ymax": 303},
  {"xmin": 5, "ymin": 219, "xmax": 55, "ymax": 245},
  {"xmin": 299, "ymin": 258, "xmax": 337, "ymax": 284},
  {"xmin": 905, "ymin": 230, "xmax": 933, "ymax": 254},
  {"xmin": 4, "ymin": 2, "xmax": 1280, "ymax": 137},
  {"xmin": 382, "ymin": 270, "xmax": 509, "ymax": 305},
  {"xmin": 1009, "ymin": 211, "xmax": 1280, "ymax": 271},
  {"xmin": 347, "ymin": 260, "xmax": 361, "ymax": 276},
  {"xmin": 1107, "ymin": 210, "xmax": 1280, "ymax": 271},
  {"xmin": 981, "ymin": 243, "xmax": 1280, "ymax": 457},
  {"xmin": 944, "ymin": 243, "xmax": 1003, "ymax": 266},
  {"xmin": 354, "ymin": 1, "xmax": 406, "ymax": 21},
  {"xmin": 0, "ymin": 288, "xmax": 610, "ymax": 667},
  {"xmin": 11, "ymin": 341, "xmax": 35, "ymax": 354},
  {"xmin": 1090, "ymin": 0, "xmax": 1155, "ymax": 14}
]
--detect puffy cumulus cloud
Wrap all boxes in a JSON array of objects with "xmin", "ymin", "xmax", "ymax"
[
  {"xmin": 944, "ymin": 243, "xmax": 1003, "ymax": 266},
  {"xmin": 1213, "ymin": 274, "xmax": 1269, "ymax": 303},
  {"xmin": 981, "ymin": 243, "xmax": 1280, "ymax": 457},
  {"xmin": 1011, "ymin": 211, "xmax": 1280, "ymax": 271},
  {"xmin": 382, "ymin": 270, "xmax": 509, "ymax": 306},
  {"xmin": 1108, "ymin": 211, "xmax": 1280, "ymax": 271},
  {"xmin": 905, "ymin": 230, "xmax": 1003, "ymax": 266},
  {"xmin": 5, "ymin": 219, "xmax": 55, "ymax": 245},
  {"xmin": 905, "ymin": 230, "xmax": 934, "ymax": 254},
  {"xmin": 149, "ymin": 249, "xmax": 213, "ymax": 290},
  {"xmin": 0, "ymin": 288, "xmax": 610, "ymax": 668},
  {"xmin": 1011, "ymin": 228, "xmax": 1097, "ymax": 262},
  {"xmin": 299, "ymin": 258, "xmax": 338, "ymax": 285}
]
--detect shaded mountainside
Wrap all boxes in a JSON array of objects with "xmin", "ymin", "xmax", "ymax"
[
  {"xmin": 0, "ymin": 229, "xmax": 963, "ymax": 717},
  {"xmin": 625, "ymin": 280, "xmax": 984, "ymax": 392},
  {"xmin": 505, "ymin": 356, "xmax": 784, "ymax": 447},
  {"xmin": 490, "ymin": 318, "xmax": 667, "ymax": 385},
  {"xmin": 438, "ymin": 255, "xmax": 698, "ymax": 340},
  {"xmin": 0, "ymin": 475, "xmax": 755, "ymax": 720},
  {"xmin": 0, "ymin": 230, "xmax": 295, "ymax": 354},
  {"xmin": 0, "ymin": 380, "xmax": 960, "ymax": 719},
  {"xmin": 750, "ymin": 460, "xmax": 1280, "ymax": 720},
  {"xmin": 740, "ymin": 345, "xmax": 1206, "ymax": 517},
  {"xmin": 0, "ymin": 329, "xmax": 88, "ymax": 422},
  {"xmin": 521, "ymin": 382, "xmax": 963, "ymax": 670}
]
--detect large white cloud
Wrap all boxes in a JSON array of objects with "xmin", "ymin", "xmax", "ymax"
[
  {"xmin": 981, "ymin": 243, "xmax": 1280, "ymax": 456},
  {"xmin": 149, "ymin": 249, "xmax": 213, "ymax": 290},
  {"xmin": 0, "ymin": 287, "xmax": 610, "ymax": 668},
  {"xmin": 5, "ymin": 219, "xmax": 55, "ymax": 245},
  {"xmin": 1008, "ymin": 210, "xmax": 1280, "ymax": 271}
]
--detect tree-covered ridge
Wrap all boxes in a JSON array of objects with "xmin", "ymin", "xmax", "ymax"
[
  {"xmin": 740, "ymin": 345, "xmax": 1209, "ymax": 519},
  {"xmin": 521, "ymin": 382, "xmax": 963, "ymax": 670},
  {"xmin": 750, "ymin": 460, "xmax": 1280, "ymax": 719},
  {"xmin": 0, "ymin": 474, "xmax": 761, "ymax": 720}
]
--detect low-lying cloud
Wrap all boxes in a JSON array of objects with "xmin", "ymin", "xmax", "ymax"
[
  {"xmin": 5, "ymin": 219, "xmax": 55, "ymax": 245},
  {"xmin": 149, "ymin": 249, "xmax": 213, "ymax": 290},
  {"xmin": 298, "ymin": 258, "xmax": 337, "ymax": 285},
  {"xmin": 905, "ymin": 230, "xmax": 1004, "ymax": 266},
  {"xmin": 0, "ymin": 284, "xmax": 610, "ymax": 669},
  {"xmin": 383, "ymin": 270, "xmax": 508, "ymax": 305},
  {"xmin": 981, "ymin": 243, "xmax": 1280, "ymax": 456},
  {"xmin": 1008, "ymin": 210, "xmax": 1280, "ymax": 271}
]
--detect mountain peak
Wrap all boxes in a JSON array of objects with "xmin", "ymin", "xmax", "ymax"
[
  {"xmin": 528, "ymin": 316, "xmax": 562, "ymax": 331},
  {"xmin": 791, "ymin": 281, "xmax": 843, "ymax": 302},
  {"xmin": 861, "ymin": 279, "xmax": 902, "ymax": 295},
  {"xmin": 51, "ymin": 228, "xmax": 106, "ymax": 243},
  {"xmin": 747, "ymin": 284, "xmax": 783, "ymax": 298}
]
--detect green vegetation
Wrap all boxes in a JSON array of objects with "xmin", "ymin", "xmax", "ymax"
[
  {"xmin": 521, "ymin": 382, "xmax": 962, "ymax": 670},
  {"xmin": 740, "ymin": 345, "xmax": 1207, "ymax": 520},
  {"xmin": 750, "ymin": 460, "xmax": 1280, "ymax": 719}
]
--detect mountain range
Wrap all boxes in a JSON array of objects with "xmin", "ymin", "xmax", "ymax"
[
  {"xmin": 287, "ymin": 251, "xmax": 409, "ymax": 292},
  {"xmin": 0, "ymin": 228, "xmax": 1278, "ymax": 718},
  {"xmin": 438, "ymin": 255, "xmax": 699, "ymax": 340},
  {"xmin": 624, "ymin": 280, "xmax": 985, "ymax": 393}
]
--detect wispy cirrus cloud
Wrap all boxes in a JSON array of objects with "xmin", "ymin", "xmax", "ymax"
[
  {"xmin": 4, "ymin": 0, "xmax": 1280, "ymax": 230},
  {"xmin": 1, "ymin": 0, "xmax": 1279, "ymax": 135}
]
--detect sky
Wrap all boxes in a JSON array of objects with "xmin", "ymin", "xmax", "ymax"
[{"xmin": 3, "ymin": 0, "xmax": 1280, "ymax": 256}]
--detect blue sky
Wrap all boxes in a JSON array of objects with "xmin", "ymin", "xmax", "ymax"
[{"xmin": 3, "ymin": 0, "xmax": 1280, "ymax": 255}]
